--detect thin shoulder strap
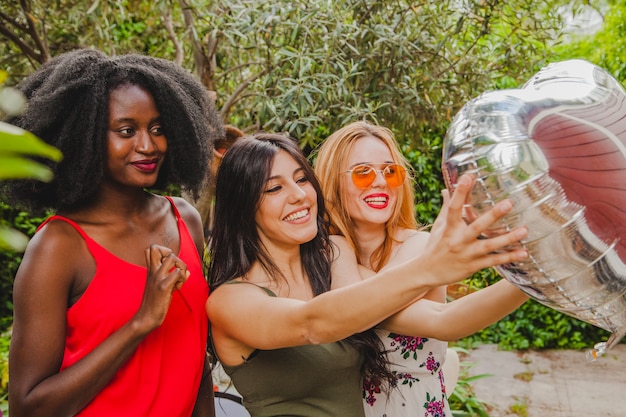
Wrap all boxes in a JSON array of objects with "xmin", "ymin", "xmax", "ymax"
[
  {"xmin": 164, "ymin": 196, "xmax": 181, "ymax": 220},
  {"xmin": 223, "ymin": 280, "xmax": 277, "ymax": 297},
  {"xmin": 36, "ymin": 215, "xmax": 90, "ymax": 240}
]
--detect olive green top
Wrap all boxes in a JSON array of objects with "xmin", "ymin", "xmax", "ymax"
[{"xmin": 216, "ymin": 282, "xmax": 366, "ymax": 417}]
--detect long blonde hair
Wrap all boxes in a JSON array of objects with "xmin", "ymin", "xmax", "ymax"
[{"xmin": 313, "ymin": 121, "xmax": 418, "ymax": 271}]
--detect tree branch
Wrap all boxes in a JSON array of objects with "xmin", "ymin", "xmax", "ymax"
[
  {"xmin": 0, "ymin": 23, "xmax": 42, "ymax": 64},
  {"xmin": 179, "ymin": 0, "xmax": 213, "ymax": 88},
  {"xmin": 162, "ymin": 9, "xmax": 184, "ymax": 66},
  {"xmin": 219, "ymin": 68, "xmax": 269, "ymax": 120},
  {"xmin": 0, "ymin": 11, "xmax": 30, "ymax": 33},
  {"xmin": 220, "ymin": 61, "xmax": 265, "ymax": 78},
  {"xmin": 20, "ymin": 0, "xmax": 49, "ymax": 62}
]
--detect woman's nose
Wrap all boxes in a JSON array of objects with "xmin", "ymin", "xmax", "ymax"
[
  {"xmin": 136, "ymin": 130, "xmax": 158, "ymax": 153},
  {"xmin": 371, "ymin": 169, "xmax": 387, "ymax": 187},
  {"xmin": 288, "ymin": 182, "xmax": 307, "ymax": 202}
]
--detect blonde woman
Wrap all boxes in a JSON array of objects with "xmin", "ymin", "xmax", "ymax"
[{"xmin": 315, "ymin": 121, "xmax": 529, "ymax": 417}]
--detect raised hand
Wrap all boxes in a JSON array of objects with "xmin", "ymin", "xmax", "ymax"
[
  {"xmin": 423, "ymin": 173, "xmax": 528, "ymax": 285},
  {"xmin": 133, "ymin": 244, "xmax": 190, "ymax": 332}
]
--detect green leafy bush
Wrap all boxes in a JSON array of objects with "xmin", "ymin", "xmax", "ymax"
[
  {"xmin": 0, "ymin": 74, "xmax": 60, "ymax": 333},
  {"xmin": 399, "ymin": 127, "xmax": 445, "ymax": 226},
  {"xmin": 449, "ymin": 268, "xmax": 613, "ymax": 351},
  {"xmin": 0, "ymin": 327, "xmax": 9, "ymax": 416},
  {"xmin": 446, "ymin": 347, "xmax": 492, "ymax": 417},
  {"xmin": 456, "ymin": 290, "xmax": 612, "ymax": 351},
  {"xmin": 0, "ymin": 203, "xmax": 50, "ymax": 333},
  {"xmin": 0, "ymin": 73, "xmax": 62, "ymax": 414}
]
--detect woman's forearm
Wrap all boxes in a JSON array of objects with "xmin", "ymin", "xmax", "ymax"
[{"xmin": 379, "ymin": 279, "xmax": 529, "ymax": 341}]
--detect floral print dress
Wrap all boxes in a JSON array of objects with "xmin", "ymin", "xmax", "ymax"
[{"xmin": 363, "ymin": 329, "xmax": 450, "ymax": 417}]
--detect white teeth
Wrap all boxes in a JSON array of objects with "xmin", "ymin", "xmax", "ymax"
[
  {"xmin": 365, "ymin": 196, "xmax": 387, "ymax": 203},
  {"xmin": 284, "ymin": 209, "xmax": 308, "ymax": 222}
]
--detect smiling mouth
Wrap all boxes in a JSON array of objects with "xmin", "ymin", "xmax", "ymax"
[
  {"xmin": 132, "ymin": 160, "xmax": 158, "ymax": 172},
  {"xmin": 364, "ymin": 196, "xmax": 388, "ymax": 206},
  {"xmin": 283, "ymin": 208, "xmax": 309, "ymax": 222}
]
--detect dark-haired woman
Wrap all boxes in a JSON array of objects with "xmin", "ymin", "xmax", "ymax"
[
  {"xmin": 6, "ymin": 48, "xmax": 223, "ymax": 417},
  {"xmin": 206, "ymin": 133, "xmax": 528, "ymax": 417}
]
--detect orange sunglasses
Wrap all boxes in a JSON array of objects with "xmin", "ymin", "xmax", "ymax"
[{"xmin": 345, "ymin": 163, "xmax": 407, "ymax": 188}]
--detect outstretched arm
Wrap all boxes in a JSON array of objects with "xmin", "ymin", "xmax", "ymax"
[
  {"xmin": 379, "ymin": 279, "xmax": 529, "ymax": 340},
  {"xmin": 331, "ymin": 176, "xmax": 529, "ymax": 340},
  {"xmin": 208, "ymin": 174, "xmax": 529, "ymax": 365},
  {"xmin": 331, "ymin": 231, "xmax": 528, "ymax": 340}
]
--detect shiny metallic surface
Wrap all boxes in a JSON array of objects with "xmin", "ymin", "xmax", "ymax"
[{"xmin": 442, "ymin": 60, "xmax": 626, "ymax": 356}]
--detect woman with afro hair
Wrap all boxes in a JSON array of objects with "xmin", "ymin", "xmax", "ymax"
[{"xmin": 5, "ymin": 48, "xmax": 224, "ymax": 417}]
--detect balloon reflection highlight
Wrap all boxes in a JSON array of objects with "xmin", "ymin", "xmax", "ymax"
[{"xmin": 442, "ymin": 59, "xmax": 626, "ymax": 360}]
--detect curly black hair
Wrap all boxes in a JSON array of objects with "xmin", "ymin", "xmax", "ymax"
[{"xmin": 4, "ymin": 48, "xmax": 223, "ymax": 213}]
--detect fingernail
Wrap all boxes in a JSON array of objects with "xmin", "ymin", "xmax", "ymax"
[
  {"xmin": 516, "ymin": 226, "xmax": 528, "ymax": 238},
  {"xmin": 516, "ymin": 250, "xmax": 529, "ymax": 260},
  {"xmin": 500, "ymin": 200, "xmax": 512, "ymax": 212}
]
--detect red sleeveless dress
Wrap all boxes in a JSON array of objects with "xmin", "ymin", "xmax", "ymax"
[{"xmin": 39, "ymin": 197, "xmax": 208, "ymax": 416}]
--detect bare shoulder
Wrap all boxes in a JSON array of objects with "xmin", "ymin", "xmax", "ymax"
[
  {"xmin": 386, "ymin": 229, "xmax": 430, "ymax": 267},
  {"xmin": 14, "ymin": 218, "xmax": 90, "ymax": 309},
  {"xmin": 209, "ymin": 281, "xmax": 271, "ymax": 301},
  {"xmin": 329, "ymin": 234, "xmax": 360, "ymax": 267},
  {"xmin": 169, "ymin": 196, "xmax": 201, "ymax": 224},
  {"xmin": 329, "ymin": 234, "xmax": 350, "ymax": 245},
  {"xmin": 397, "ymin": 229, "xmax": 430, "ymax": 250},
  {"xmin": 207, "ymin": 280, "xmax": 295, "ymax": 365},
  {"xmin": 329, "ymin": 234, "xmax": 366, "ymax": 287},
  {"xmin": 22, "ymin": 219, "xmax": 89, "ymax": 272},
  {"xmin": 169, "ymin": 196, "xmax": 204, "ymax": 250},
  {"xmin": 329, "ymin": 234, "xmax": 353, "ymax": 260},
  {"xmin": 398, "ymin": 228, "xmax": 429, "ymax": 242},
  {"xmin": 207, "ymin": 281, "xmax": 277, "ymax": 326}
]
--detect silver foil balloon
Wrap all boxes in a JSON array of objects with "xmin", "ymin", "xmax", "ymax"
[{"xmin": 442, "ymin": 59, "xmax": 626, "ymax": 359}]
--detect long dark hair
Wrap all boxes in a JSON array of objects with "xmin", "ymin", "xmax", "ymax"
[
  {"xmin": 208, "ymin": 132, "xmax": 392, "ymax": 387},
  {"xmin": 4, "ymin": 48, "xmax": 223, "ymax": 213}
]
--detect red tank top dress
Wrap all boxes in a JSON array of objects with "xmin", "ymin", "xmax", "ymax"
[{"xmin": 38, "ymin": 197, "xmax": 209, "ymax": 417}]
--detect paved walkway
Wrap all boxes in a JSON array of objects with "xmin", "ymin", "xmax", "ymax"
[
  {"xmin": 213, "ymin": 343, "xmax": 626, "ymax": 416},
  {"xmin": 463, "ymin": 343, "xmax": 626, "ymax": 417}
]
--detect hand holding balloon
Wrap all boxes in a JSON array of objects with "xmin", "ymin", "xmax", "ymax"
[
  {"xmin": 422, "ymin": 173, "xmax": 529, "ymax": 285},
  {"xmin": 442, "ymin": 59, "xmax": 626, "ymax": 359}
]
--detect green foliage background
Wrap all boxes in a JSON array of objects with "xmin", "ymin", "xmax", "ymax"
[{"xmin": 0, "ymin": 76, "xmax": 63, "ymax": 416}]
